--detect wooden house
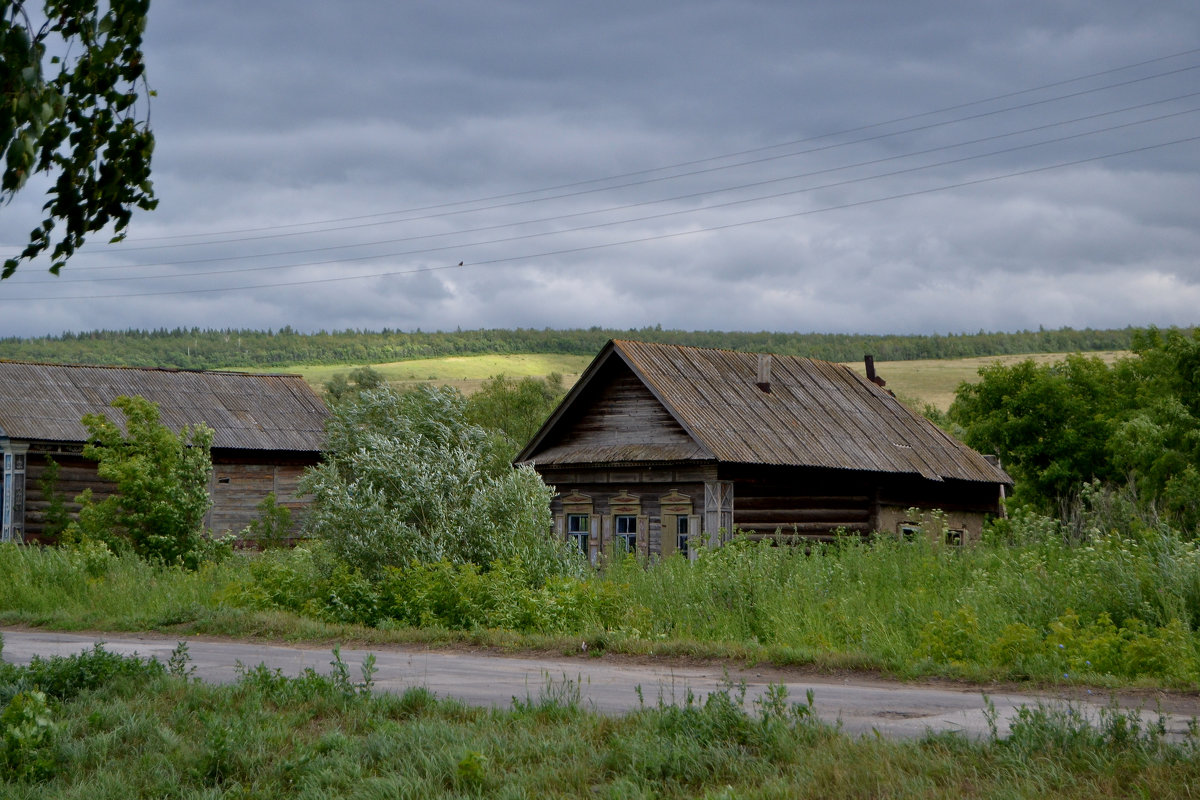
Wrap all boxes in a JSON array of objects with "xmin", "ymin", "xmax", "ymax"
[
  {"xmin": 0, "ymin": 361, "xmax": 328, "ymax": 544},
  {"xmin": 515, "ymin": 340, "xmax": 1011, "ymax": 560}
]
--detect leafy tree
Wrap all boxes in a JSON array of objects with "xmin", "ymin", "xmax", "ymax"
[
  {"xmin": 949, "ymin": 329, "xmax": 1200, "ymax": 531},
  {"xmin": 241, "ymin": 492, "xmax": 292, "ymax": 550},
  {"xmin": 322, "ymin": 365, "xmax": 385, "ymax": 405},
  {"xmin": 949, "ymin": 355, "xmax": 1120, "ymax": 512},
  {"xmin": 466, "ymin": 372, "xmax": 565, "ymax": 458},
  {"xmin": 1, "ymin": 0, "xmax": 156, "ymax": 277},
  {"xmin": 69, "ymin": 395, "xmax": 213, "ymax": 565},
  {"xmin": 301, "ymin": 385, "xmax": 580, "ymax": 583}
]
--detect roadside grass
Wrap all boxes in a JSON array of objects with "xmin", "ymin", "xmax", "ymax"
[{"xmin": 2, "ymin": 644, "xmax": 1197, "ymax": 798}]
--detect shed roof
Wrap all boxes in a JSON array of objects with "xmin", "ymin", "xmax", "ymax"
[
  {"xmin": 518, "ymin": 340, "xmax": 1009, "ymax": 485},
  {"xmin": 0, "ymin": 361, "xmax": 327, "ymax": 452}
]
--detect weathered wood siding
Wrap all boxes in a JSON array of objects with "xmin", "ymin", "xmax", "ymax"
[
  {"xmin": 546, "ymin": 371, "xmax": 696, "ymax": 455},
  {"xmin": 208, "ymin": 450, "xmax": 319, "ymax": 538},
  {"xmin": 23, "ymin": 450, "xmax": 115, "ymax": 544},
  {"xmin": 541, "ymin": 463, "xmax": 715, "ymax": 561},
  {"xmin": 19, "ymin": 445, "xmax": 318, "ymax": 545}
]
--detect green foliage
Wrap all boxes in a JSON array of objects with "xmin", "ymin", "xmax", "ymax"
[
  {"xmin": 950, "ymin": 328, "xmax": 1200, "ymax": 527},
  {"xmin": 221, "ymin": 547, "xmax": 642, "ymax": 635},
  {"xmin": 36, "ymin": 456, "xmax": 69, "ymax": 541},
  {"xmin": 301, "ymin": 384, "xmax": 579, "ymax": 582},
  {"xmin": 949, "ymin": 354, "xmax": 1120, "ymax": 511},
  {"xmin": 322, "ymin": 365, "xmax": 385, "ymax": 405},
  {"xmin": 0, "ymin": 0, "xmax": 156, "ymax": 277},
  {"xmin": 4, "ymin": 647, "xmax": 1199, "ymax": 799},
  {"xmin": 0, "ymin": 643, "xmax": 165, "ymax": 705},
  {"xmin": 242, "ymin": 492, "xmax": 293, "ymax": 550},
  {"xmin": 69, "ymin": 395, "xmax": 214, "ymax": 567},
  {"xmin": 0, "ymin": 690, "xmax": 55, "ymax": 781},
  {"xmin": 466, "ymin": 372, "xmax": 566, "ymax": 456}
]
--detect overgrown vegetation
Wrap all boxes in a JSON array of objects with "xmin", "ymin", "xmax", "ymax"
[
  {"xmin": 5, "ymin": 489, "xmax": 1200, "ymax": 686},
  {"xmin": 67, "ymin": 395, "xmax": 217, "ymax": 567},
  {"xmin": 0, "ymin": 641, "xmax": 1197, "ymax": 797}
]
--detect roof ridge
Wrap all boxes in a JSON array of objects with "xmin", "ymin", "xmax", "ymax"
[{"xmin": 610, "ymin": 339, "xmax": 844, "ymax": 367}]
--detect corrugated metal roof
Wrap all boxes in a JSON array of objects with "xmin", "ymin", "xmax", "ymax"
[
  {"xmin": 0, "ymin": 361, "xmax": 327, "ymax": 451},
  {"xmin": 520, "ymin": 340, "xmax": 1010, "ymax": 485}
]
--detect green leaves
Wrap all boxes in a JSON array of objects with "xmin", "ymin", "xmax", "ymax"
[
  {"xmin": 71, "ymin": 394, "xmax": 215, "ymax": 566},
  {"xmin": 1, "ymin": 0, "xmax": 156, "ymax": 278},
  {"xmin": 949, "ymin": 328, "xmax": 1200, "ymax": 532},
  {"xmin": 302, "ymin": 384, "xmax": 579, "ymax": 583}
]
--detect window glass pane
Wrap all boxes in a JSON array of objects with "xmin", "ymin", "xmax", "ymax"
[{"xmin": 567, "ymin": 514, "xmax": 589, "ymax": 533}]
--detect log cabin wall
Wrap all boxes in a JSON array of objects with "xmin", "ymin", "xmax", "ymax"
[
  {"xmin": 722, "ymin": 466, "xmax": 1003, "ymax": 544},
  {"xmin": 723, "ymin": 465, "xmax": 875, "ymax": 544},
  {"xmin": 23, "ymin": 448, "xmax": 115, "ymax": 544},
  {"xmin": 19, "ymin": 445, "xmax": 318, "ymax": 544}
]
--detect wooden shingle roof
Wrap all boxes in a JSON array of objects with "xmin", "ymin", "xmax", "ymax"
[
  {"xmin": 0, "ymin": 361, "xmax": 327, "ymax": 452},
  {"xmin": 518, "ymin": 340, "xmax": 1010, "ymax": 485}
]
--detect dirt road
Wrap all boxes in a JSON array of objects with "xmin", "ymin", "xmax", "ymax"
[{"xmin": 3, "ymin": 628, "xmax": 1194, "ymax": 740}]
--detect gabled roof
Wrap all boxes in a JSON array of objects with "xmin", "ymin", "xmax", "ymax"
[
  {"xmin": 0, "ymin": 361, "xmax": 327, "ymax": 452},
  {"xmin": 517, "ymin": 340, "xmax": 1010, "ymax": 485}
]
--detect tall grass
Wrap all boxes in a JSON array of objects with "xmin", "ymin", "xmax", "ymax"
[
  {"xmin": 0, "ymin": 541, "xmax": 238, "ymax": 631},
  {"xmin": 4, "ymin": 502, "xmax": 1200, "ymax": 685},
  {"xmin": 605, "ymin": 524, "xmax": 1200, "ymax": 682}
]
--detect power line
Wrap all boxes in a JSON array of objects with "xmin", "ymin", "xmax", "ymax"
[
  {"xmin": 81, "ymin": 48, "xmax": 1200, "ymax": 249},
  {"xmin": 18, "ymin": 98, "xmax": 1198, "ymax": 280},
  {"xmin": 3, "ymin": 133, "xmax": 1194, "ymax": 301}
]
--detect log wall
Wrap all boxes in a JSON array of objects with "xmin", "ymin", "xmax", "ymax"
[{"xmin": 19, "ymin": 444, "xmax": 317, "ymax": 545}]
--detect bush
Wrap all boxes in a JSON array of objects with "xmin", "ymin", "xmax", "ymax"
[
  {"xmin": 67, "ymin": 395, "xmax": 214, "ymax": 567},
  {"xmin": 0, "ymin": 690, "xmax": 56, "ymax": 782},
  {"xmin": 241, "ymin": 492, "xmax": 293, "ymax": 550},
  {"xmin": 301, "ymin": 385, "xmax": 580, "ymax": 582}
]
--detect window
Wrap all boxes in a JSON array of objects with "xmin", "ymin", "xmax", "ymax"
[
  {"xmin": 945, "ymin": 529, "xmax": 964, "ymax": 546},
  {"xmin": 614, "ymin": 514, "xmax": 637, "ymax": 555},
  {"xmin": 676, "ymin": 515, "xmax": 690, "ymax": 558},
  {"xmin": 566, "ymin": 513, "xmax": 590, "ymax": 556},
  {"xmin": 899, "ymin": 523, "xmax": 920, "ymax": 541}
]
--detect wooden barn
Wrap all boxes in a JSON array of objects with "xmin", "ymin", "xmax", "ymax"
[
  {"xmin": 515, "ymin": 340, "xmax": 1011, "ymax": 561},
  {"xmin": 0, "ymin": 361, "xmax": 328, "ymax": 544}
]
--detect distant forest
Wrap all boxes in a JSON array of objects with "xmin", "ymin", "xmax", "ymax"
[{"xmin": 0, "ymin": 325, "xmax": 1148, "ymax": 370}]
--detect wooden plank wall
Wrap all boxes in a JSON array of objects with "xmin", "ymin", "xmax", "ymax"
[
  {"xmin": 553, "ymin": 372, "xmax": 695, "ymax": 451},
  {"xmin": 209, "ymin": 461, "xmax": 312, "ymax": 538},
  {"xmin": 20, "ymin": 448, "xmax": 315, "ymax": 544},
  {"xmin": 726, "ymin": 467, "xmax": 875, "ymax": 544},
  {"xmin": 23, "ymin": 452, "xmax": 115, "ymax": 544}
]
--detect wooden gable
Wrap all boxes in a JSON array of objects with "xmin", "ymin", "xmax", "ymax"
[{"xmin": 520, "ymin": 353, "xmax": 711, "ymax": 465}]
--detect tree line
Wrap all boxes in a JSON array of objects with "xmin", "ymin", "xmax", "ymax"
[{"xmin": 0, "ymin": 324, "xmax": 1144, "ymax": 370}]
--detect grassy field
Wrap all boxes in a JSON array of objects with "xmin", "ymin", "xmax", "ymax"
[
  {"xmin": 247, "ymin": 349, "xmax": 1129, "ymax": 410},
  {"xmin": 245, "ymin": 353, "xmax": 592, "ymax": 396},
  {"xmin": 843, "ymin": 351, "xmax": 1129, "ymax": 411}
]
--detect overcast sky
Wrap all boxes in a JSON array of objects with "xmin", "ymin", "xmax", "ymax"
[{"xmin": 0, "ymin": 1, "xmax": 1197, "ymax": 339}]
